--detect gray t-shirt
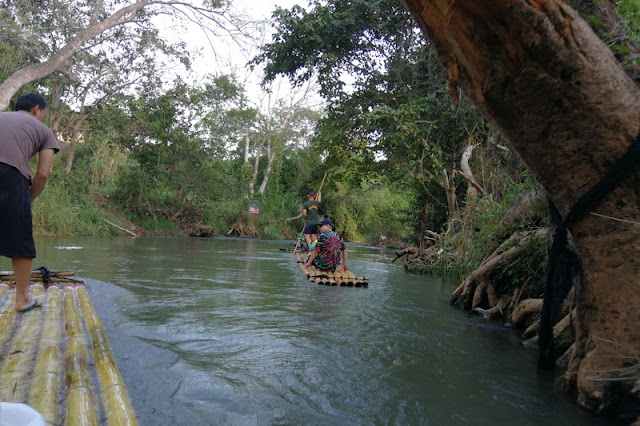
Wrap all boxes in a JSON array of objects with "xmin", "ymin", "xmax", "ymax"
[
  {"xmin": 0, "ymin": 111, "xmax": 59, "ymax": 181},
  {"xmin": 303, "ymin": 200, "xmax": 321, "ymax": 225}
]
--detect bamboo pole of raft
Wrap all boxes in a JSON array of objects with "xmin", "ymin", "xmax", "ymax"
[
  {"xmin": 0, "ymin": 283, "xmax": 17, "ymax": 349},
  {"xmin": 28, "ymin": 285, "xmax": 63, "ymax": 424},
  {"xmin": 64, "ymin": 285, "xmax": 100, "ymax": 426},
  {"xmin": 0, "ymin": 283, "xmax": 45, "ymax": 402},
  {"xmin": 7, "ymin": 277, "xmax": 84, "ymax": 284},
  {"xmin": 0, "ymin": 281, "xmax": 10, "ymax": 298},
  {"xmin": 76, "ymin": 285, "xmax": 139, "ymax": 426},
  {"xmin": 0, "ymin": 273, "xmax": 77, "ymax": 283},
  {"xmin": 0, "ymin": 271, "xmax": 73, "ymax": 278}
]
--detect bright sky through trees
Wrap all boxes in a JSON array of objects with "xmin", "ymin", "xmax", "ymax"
[{"xmin": 155, "ymin": 0, "xmax": 316, "ymax": 109}]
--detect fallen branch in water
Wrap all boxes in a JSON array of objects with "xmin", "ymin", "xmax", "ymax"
[{"xmin": 103, "ymin": 219, "xmax": 138, "ymax": 237}]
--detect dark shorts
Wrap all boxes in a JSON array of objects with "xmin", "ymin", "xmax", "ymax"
[
  {"xmin": 303, "ymin": 224, "xmax": 318, "ymax": 235},
  {"xmin": 0, "ymin": 163, "xmax": 35, "ymax": 258}
]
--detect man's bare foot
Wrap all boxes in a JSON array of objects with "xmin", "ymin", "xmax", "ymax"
[{"xmin": 15, "ymin": 299, "xmax": 42, "ymax": 313}]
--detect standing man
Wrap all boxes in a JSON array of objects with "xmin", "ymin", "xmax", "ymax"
[
  {"xmin": 0, "ymin": 94, "xmax": 59, "ymax": 312},
  {"xmin": 302, "ymin": 191, "xmax": 321, "ymax": 250}
]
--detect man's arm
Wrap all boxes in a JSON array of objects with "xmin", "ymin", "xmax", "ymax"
[
  {"xmin": 30, "ymin": 149, "xmax": 55, "ymax": 202},
  {"xmin": 304, "ymin": 250, "xmax": 319, "ymax": 268}
]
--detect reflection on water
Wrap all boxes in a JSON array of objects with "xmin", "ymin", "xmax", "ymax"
[{"xmin": 1, "ymin": 236, "xmax": 617, "ymax": 425}]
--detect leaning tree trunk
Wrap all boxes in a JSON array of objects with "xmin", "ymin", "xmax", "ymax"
[
  {"xmin": 403, "ymin": 0, "xmax": 640, "ymax": 416},
  {"xmin": 0, "ymin": 1, "xmax": 153, "ymax": 111}
]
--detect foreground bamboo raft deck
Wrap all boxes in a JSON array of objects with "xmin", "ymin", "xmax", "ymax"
[
  {"xmin": 294, "ymin": 251, "xmax": 369, "ymax": 287},
  {"xmin": 0, "ymin": 276, "xmax": 138, "ymax": 425}
]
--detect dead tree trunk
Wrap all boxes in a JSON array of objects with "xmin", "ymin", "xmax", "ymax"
[
  {"xmin": 442, "ymin": 169, "xmax": 457, "ymax": 233},
  {"xmin": 403, "ymin": 0, "xmax": 640, "ymax": 416}
]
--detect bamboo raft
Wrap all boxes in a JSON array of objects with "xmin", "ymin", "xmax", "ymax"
[
  {"xmin": 294, "ymin": 251, "xmax": 369, "ymax": 287},
  {"xmin": 0, "ymin": 270, "xmax": 138, "ymax": 425}
]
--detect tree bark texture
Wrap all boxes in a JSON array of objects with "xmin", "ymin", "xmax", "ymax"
[{"xmin": 403, "ymin": 0, "xmax": 640, "ymax": 415}]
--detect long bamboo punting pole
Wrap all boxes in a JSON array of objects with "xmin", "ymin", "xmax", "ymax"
[
  {"xmin": 64, "ymin": 284, "xmax": 100, "ymax": 426},
  {"xmin": 76, "ymin": 285, "xmax": 138, "ymax": 426},
  {"xmin": 28, "ymin": 285, "xmax": 63, "ymax": 424},
  {"xmin": 0, "ymin": 284, "xmax": 45, "ymax": 402}
]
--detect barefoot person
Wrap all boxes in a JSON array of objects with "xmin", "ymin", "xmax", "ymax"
[
  {"xmin": 304, "ymin": 218, "xmax": 348, "ymax": 272},
  {"xmin": 0, "ymin": 94, "xmax": 59, "ymax": 312},
  {"xmin": 302, "ymin": 191, "xmax": 321, "ymax": 250}
]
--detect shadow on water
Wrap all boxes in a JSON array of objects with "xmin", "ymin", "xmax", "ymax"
[{"xmin": 3, "ymin": 236, "xmax": 621, "ymax": 425}]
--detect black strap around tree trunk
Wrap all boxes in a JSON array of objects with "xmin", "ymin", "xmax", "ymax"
[{"xmin": 538, "ymin": 133, "xmax": 640, "ymax": 369}]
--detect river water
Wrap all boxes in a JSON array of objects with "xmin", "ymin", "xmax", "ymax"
[{"xmin": 2, "ymin": 236, "xmax": 616, "ymax": 425}]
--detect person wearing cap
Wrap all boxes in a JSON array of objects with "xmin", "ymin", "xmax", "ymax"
[
  {"xmin": 304, "ymin": 218, "xmax": 348, "ymax": 272},
  {"xmin": 0, "ymin": 94, "xmax": 59, "ymax": 312},
  {"xmin": 301, "ymin": 191, "xmax": 321, "ymax": 250}
]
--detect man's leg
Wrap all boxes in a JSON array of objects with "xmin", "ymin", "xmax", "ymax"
[
  {"xmin": 13, "ymin": 256, "xmax": 40, "ymax": 311},
  {"xmin": 304, "ymin": 233, "xmax": 312, "ymax": 250}
]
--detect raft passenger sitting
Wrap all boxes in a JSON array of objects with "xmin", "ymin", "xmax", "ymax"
[{"xmin": 304, "ymin": 218, "xmax": 348, "ymax": 272}]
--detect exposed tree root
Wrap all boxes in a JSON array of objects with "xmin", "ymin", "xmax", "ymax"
[
  {"xmin": 473, "ymin": 294, "xmax": 511, "ymax": 320},
  {"xmin": 227, "ymin": 214, "xmax": 258, "ymax": 238},
  {"xmin": 183, "ymin": 223, "xmax": 214, "ymax": 237},
  {"xmin": 523, "ymin": 320, "xmax": 540, "ymax": 339},
  {"xmin": 522, "ymin": 309, "xmax": 576, "ymax": 357},
  {"xmin": 510, "ymin": 298, "xmax": 543, "ymax": 326},
  {"xmin": 450, "ymin": 228, "xmax": 547, "ymax": 310}
]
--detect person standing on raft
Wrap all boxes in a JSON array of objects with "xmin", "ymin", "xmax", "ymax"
[
  {"xmin": 0, "ymin": 94, "xmax": 59, "ymax": 312},
  {"xmin": 304, "ymin": 218, "xmax": 348, "ymax": 272},
  {"xmin": 301, "ymin": 191, "xmax": 321, "ymax": 250}
]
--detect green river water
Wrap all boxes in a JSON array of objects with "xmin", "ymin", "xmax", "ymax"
[{"xmin": 1, "ymin": 236, "xmax": 619, "ymax": 425}]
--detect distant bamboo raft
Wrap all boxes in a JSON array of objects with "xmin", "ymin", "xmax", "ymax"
[
  {"xmin": 0, "ymin": 272, "xmax": 138, "ymax": 425},
  {"xmin": 294, "ymin": 251, "xmax": 369, "ymax": 287}
]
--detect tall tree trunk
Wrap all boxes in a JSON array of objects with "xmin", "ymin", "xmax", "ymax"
[
  {"xmin": 64, "ymin": 117, "xmax": 86, "ymax": 173},
  {"xmin": 248, "ymin": 144, "xmax": 261, "ymax": 198},
  {"xmin": 0, "ymin": 0, "xmax": 152, "ymax": 111},
  {"xmin": 244, "ymin": 135, "xmax": 250, "ymax": 164},
  {"xmin": 441, "ymin": 169, "xmax": 456, "ymax": 233},
  {"xmin": 257, "ymin": 147, "xmax": 276, "ymax": 195},
  {"xmin": 403, "ymin": 0, "xmax": 640, "ymax": 415}
]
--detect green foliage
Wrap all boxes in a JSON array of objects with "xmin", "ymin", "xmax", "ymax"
[
  {"xmin": 32, "ymin": 178, "xmax": 116, "ymax": 237},
  {"xmin": 617, "ymin": 0, "xmax": 640, "ymax": 44},
  {"xmin": 413, "ymin": 144, "xmax": 549, "ymax": 289},
  {"xmin": 255, "ymin": 0, "xmax": 485, "ymax": 243},
  {"xmin": 320, "ymin": 174, "xmax": 418, "ymax": 244}
]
